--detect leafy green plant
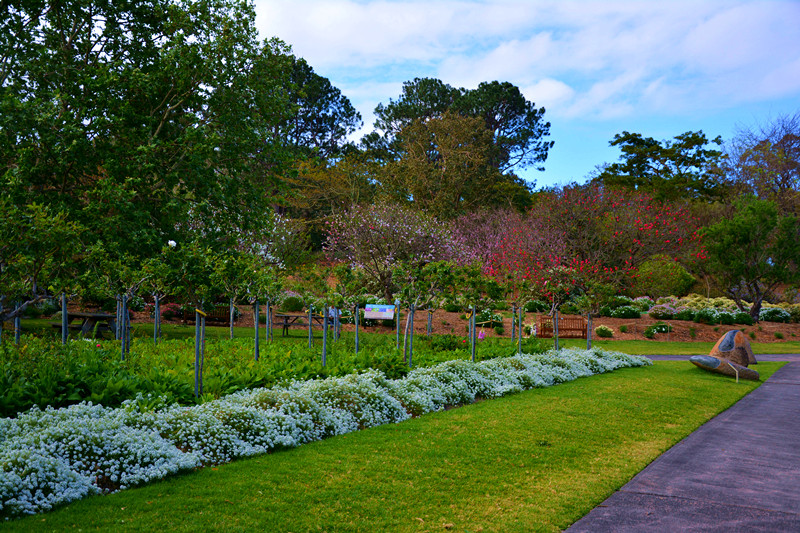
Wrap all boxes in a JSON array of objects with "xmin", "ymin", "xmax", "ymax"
[
  {"xmin": 734, "ymin": 312, "xmax": 754, "ymax": 325},
  {"xmin": 775, "ymin": 332, "xmax": 784, "ymax": 339},
  {"xmin": 693, "ymin": 308, "xmax": 719, "ymax": 325},
  {"xmin": 609, "ymin": 306, "xmax": 640, "ymax": 319},
  {"xmin": 619, "ymin": 325, "xmax": 628, "ymax": 333},
  {"xmin": 594, "ymin": 325, "xmax": 613, "ymax": 338},
  {"xmin": 749, "ymin": 331, "xmax": 756, "ymax": 339},
  {"xmin": 643, "ymin": 322, "xmax": 673, "ymax": 339},
  {"xmin": 280, "ymin": 296, "xmax": 304, "ymax": 313},
  {"xmin": 494, "ymin": 326, "xmax": 505, "ymax": 336},
  {"xmin": 689, "ymin": 327, "xmax": 697, "ymax": 339}
]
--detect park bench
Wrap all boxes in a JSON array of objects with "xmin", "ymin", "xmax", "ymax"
[{"xmin": 537, "ymin": 315, "xmax": 587, "ymax": 339}]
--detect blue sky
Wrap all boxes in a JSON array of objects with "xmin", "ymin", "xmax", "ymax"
[{"xmin": 253, "ymin": 0, "xmax": 800, "ymax": 189}]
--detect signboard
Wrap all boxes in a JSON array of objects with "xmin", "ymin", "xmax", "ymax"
[{"xmin": 364, "ymin": 304, "xmax": 395, "ymax": 320}]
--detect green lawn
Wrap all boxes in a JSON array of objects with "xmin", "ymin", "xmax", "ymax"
[
  {"xmin": 6, "ymin": 361, "xmax": 783, "ymax": 532},
  {"xmin": 555, "ymin": 337, "xmax": 800, "ymax": 355}
]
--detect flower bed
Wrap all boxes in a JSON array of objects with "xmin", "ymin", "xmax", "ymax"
[{"xmin": 0, "ymin": 348, "xmax": 650, "ymax": 520}]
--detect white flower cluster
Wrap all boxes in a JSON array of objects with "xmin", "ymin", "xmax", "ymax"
[{"xmin": 1, "ymin": 348, "xmax": 649, "ymax": 520}]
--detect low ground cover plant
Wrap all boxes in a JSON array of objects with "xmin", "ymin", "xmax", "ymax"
[{"xmin": 0, "ymin": 348, "xmax": 650, "ymax": 519}]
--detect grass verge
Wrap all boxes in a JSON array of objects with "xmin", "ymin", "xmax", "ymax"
[
  {"xmin": 7, "ymin": 361, "xmax": 783, "ymax": 532},
  {"xmin": 556, "ymin": 338, "xmax": 800, "ymax": 355}
]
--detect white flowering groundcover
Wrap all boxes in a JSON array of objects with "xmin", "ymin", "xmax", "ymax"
[{"xmin": 0, "ymin": 348, "xmax": 650, "ymax": 520}]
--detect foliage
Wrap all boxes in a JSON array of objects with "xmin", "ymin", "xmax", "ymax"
[
  {"xmin": 594, "ymin": 325, "xmax": 614, "ymax": 338},
  {"xmin": 277, "ymin": 57, "xmax": 362, "ymax": 159},
  {"xmin": 734, "ymin": 312, "xmax": 754, "ymax": 325},
  {"xmin": 0, "ymin": 201, "xmax": 85, "ymax": 322},
  {"xmin": 631, "ymin": 254, "xmax": 696, "ymax": 298},
  {"xmin": 643, "ymin": 322, "xmax": 673, "ymax": 339},
  {"xmin": 609, "ymin": 306, "xmax": 641, "ymax": 319},
  {"xmin": 703, "ymin": 196, "xmax": 800, "ymax": 320},
  {"xmin": 0, "ymin": 0, "xmax": 298, "ymax": 268},
  {"xmin": 280, "ymin": 296, "xmax": 305, "ymax": 313},
  {"xmin": 759, "ymin": 307, "xmax": 792, "ymax": 323},
  {"xmin": 693, "ymin": 308, "xmax": 719, "ymax": 325},
  {"xmin": 383, "ymin": 112, "xmax": 513, "ymax": 218},
  {"xmin": 724, "ymin": 113, "xmax": 800, "ymax": 216},
  {"xmin": 366, "ymin": 77, "xmax": 553, "ymax": 175},
  {"xmin": 594, "ymin": 130, "xmax": 725, "ymax": 201}
]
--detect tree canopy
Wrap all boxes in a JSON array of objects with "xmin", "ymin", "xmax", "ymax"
[{"xmin": 594, "ymin": 130, "xmax": 725, "ymax": 202}]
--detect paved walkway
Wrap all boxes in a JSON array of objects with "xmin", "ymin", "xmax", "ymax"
[{"xmin": 567, "ymin": 356, "xmax": 800, "ymax": 532}]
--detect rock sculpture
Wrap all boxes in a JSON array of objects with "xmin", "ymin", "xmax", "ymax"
[{"xmin": 689, "ymin": 330, "xmax": 760, "ymax": 381}]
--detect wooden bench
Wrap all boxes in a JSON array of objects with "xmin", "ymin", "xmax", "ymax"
[{"xmin": 537, "ymin": 315, "xmax": 587, "ymax": 339}]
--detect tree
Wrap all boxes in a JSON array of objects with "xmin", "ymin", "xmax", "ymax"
[
  {"xmin": 324, "ymin": 202, "xmax": 453, "ymax": 301},
  {"xmin": 363, "ymin": 77, "xmax": 552, "ymax": 178},
  {"xmin": 594, "ymin": 131, "xmax": 725, "ymax": 202},
  {"xmin": 382, "ymin": 112, "xmax": 521, "ymax": 218},
  {"xmin": 0, "ymin": 0, "xmax": 296, "ymax": 265},
  {"xmin": 0, "ymin": 201, "xmax": 84, "ymax": 323},
  {"xmin": 724, "ymin": 113, "xmax": 800, "ymax": 216},
  {"xmin": 703, "ymin": 196, "xmax": 800, "ymax": 320},
  {"xmin": 276, "ymin": 57, "xmax": 362, "ymax": 159}
]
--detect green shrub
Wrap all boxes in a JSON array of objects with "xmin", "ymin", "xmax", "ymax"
[
  {"xmin": 494, "ymin": 302, "xmax": 510, "ymax": 311},
  {"xmin": 443, "ymin": 302, "xmax": 461, "ymax": 313},
  {"xmin": 734, "ymin": 312, "xmax": 754, "ymax": 325},
  {"xmin": 632, "ymin": 296, "xmax": 654, "ymax": 312},
  {"xmin": 759, "ymin": 307, "xmax": 791, "ymax": 323},
  {"xmin": 619, "ymin": 325, "xmax": 628, "ymax": 333},
  {"xmin": 674, "ymin": 308, "xmax": 695, "ymax": 321},
  {"xmin": 560, "ymin": 302, "xmax": 580, "ymax": 315},
  {"xmin": 524, "ymin": 300, "xmax": 549, "ymax": 313},
  {"xmin": 22, "ymin": 305, "xmax": 43, "ymax": 318},
  {"xmin": 494, "ymin": 326, "xmax": 505, "ymax": 336},
  {"xmin": 718, "ymin": 311, "xmax": 736, "ymax": 325},
  {"xmin": 689, "ymin": 327, "xmax": 697, "ymax": 339},
  {"xmin": 775, "ymin": 332, "xmax": 784, "ymax": 339},
  {"xmin": 610, "ymin": 306, "xmax": 640, "ymax": 319},
  {"xmin": 631, "ymin": 254, "xmax": 696, "ymax": 298},
  {"xmin": 280, "ymin": 296, "xmax": 304, "ymax": 313},
  {"xmin": 594, "ymin": 325, "xmax": 613, "ymax": 338},
  {"xmin": 643, "ymin": 322, "xmax": 673, "ymax": 339},
  {"xmin": 693, "ymin": 308, "xmax": 719, "ymax": 325},
  {"xmin": 749, "ymin": 331, "xmax": 756, "ymax": 339}
]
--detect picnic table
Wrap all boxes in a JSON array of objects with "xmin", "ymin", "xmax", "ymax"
[
  {"xmin": 52, "ymin": 311, "xmax": 117, "ymax": 339},
  {"xmin": 273, "ymin": 312, "xmax": 324, "ymax": 337}
]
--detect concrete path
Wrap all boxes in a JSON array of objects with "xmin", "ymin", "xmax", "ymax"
[{"xmin": 567, "ymin": 357, "xmax": 800, "ymax": 532}]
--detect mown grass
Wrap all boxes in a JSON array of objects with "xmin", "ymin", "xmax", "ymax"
[
  {"xmin": 6, "ymin": 361, "xmax": 784, "ymax": 532},
  {"xmin": 555, "ymin": 338, "xmax": 800, "ymax": 355}
]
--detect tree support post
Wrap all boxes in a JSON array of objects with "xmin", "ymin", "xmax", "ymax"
[
  {"xmin": 254, "ymin": 301, "xmax": 260, "ymax": 361},
  {"xmin": 61, "ymin": 292, "xmax": 68, "ymax": 345},
  {"xmin": 14, "ymin": 301, "xmax": 21, "ymax": 345},
  {"xmin": 322, "ymin": 305, "xmax": 329, "ymax": 367}
]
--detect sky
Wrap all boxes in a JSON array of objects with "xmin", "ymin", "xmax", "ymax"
[{"xmin": 253, "ymin": 0, "xmax": 800, "ymax": 189}]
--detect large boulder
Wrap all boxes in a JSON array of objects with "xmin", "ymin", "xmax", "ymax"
[
  {"xmin": 689, "ymin": 355, "xmax": 760, "ymax": 381},
  {"xmin": 709, "ymin": 329, "xmax": 757, "ymax": 366}
]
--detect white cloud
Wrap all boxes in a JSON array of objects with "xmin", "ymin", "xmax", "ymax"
[{"xmin": 254, "ymin": 0, "xmax": 800, "ymax": 131}]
